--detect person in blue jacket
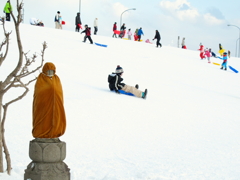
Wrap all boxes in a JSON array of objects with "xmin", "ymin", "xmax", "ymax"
[
  {"xmin": 218, "ymin": 52, "xmax": 228, "ymax": 70},
  {"xmin": 137, "ymin": 27, "xmax": 144, "ymax": 41}
]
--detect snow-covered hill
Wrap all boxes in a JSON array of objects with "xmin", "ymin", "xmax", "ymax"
[{"xmin": 0, "ymin": 22, "xmax": 240, "ymax": 180}]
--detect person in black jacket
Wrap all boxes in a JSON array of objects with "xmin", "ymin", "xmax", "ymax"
[
  {"xmin": 81, "ymin": 25, "xmax": 93, "ymax": 44},
  {"xmin": 108, "ymin": 65, "xmax": 148, "ymax": 99},
  {"xmin": 153, "ymin": 30, "xmax": 162, "ymax": 48},
  {"xmin": 119, "ymin": 23, "xmax": 126, "ymax": 38},
  {"xmin": 75, "ymin": 12, "xmax": 82, "ymax": 32}
]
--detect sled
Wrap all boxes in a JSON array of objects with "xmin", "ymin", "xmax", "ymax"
[
  {"xmin": 114, "ymin": 30, "xmax": 121, "ymax": 35},
  {"xmin": 212, "ymin": 62, "xmax": 220, "ymax": 66},
  {"xmin": 123, "ymin": 38, "xmax": 129, "ymax": 40},
  {"xmin": 61, "ymin": 21, "xmax": 65, "ymax": 25},
  {"xmin": 229, "ymin": 66, "xmax": 239, "ymax": 73},
  {"xmin": 77, "ymin": 24, "xmax": 83, "ymax": 29},
  {"xmin": 95, "ymin": 43, "xmax": 107, "ymax": 47},
  {"xmin": 119, "ymin": 90, "xmax": 134, "ymax": 96}
]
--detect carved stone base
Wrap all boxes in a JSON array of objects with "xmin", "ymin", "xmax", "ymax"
[{"xmin": 24, "ymin": 138, "xmax": 70, "ymax": 180}]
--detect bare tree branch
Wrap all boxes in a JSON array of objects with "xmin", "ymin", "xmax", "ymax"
[{"xmin": 0, "ymin": 18, "xmax": 11, "ymax": 66}]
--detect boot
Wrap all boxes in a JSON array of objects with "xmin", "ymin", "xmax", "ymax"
[
  {"xmin": 224, "ymin": 68, "xmax": 227, "ymax": 70},
  {"xmin": 142, "ymin": 89, "xmax": 148, "ymax": 99},
  {"xmin": 220, "ymin": 66, "xmax": 223, "ymax": 69}
]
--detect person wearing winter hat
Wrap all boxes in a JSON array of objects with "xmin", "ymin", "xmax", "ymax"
[
  {"xmin": 108, "ymin": 65, "xmax": 148, "ymax": 99},
  {"xmin": 3, "ymin": 0, "xmax": 12, "ymax": 21},
  {"xmin": 218, "ymin": 52, "xmax": 228, "ymax": 70},
  {"xmin": 75, "ymin": 12, "xmax": 82, "ymax": 32}
]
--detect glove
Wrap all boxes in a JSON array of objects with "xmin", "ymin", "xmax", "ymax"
[{"xmin": 115, "ymin": 90, "xmax": 120, "ymax": 94}]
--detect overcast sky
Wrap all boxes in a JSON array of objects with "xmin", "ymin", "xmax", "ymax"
[{"xmin": 1, "ymin": 0, "xmax": 240, "ymax": 56}]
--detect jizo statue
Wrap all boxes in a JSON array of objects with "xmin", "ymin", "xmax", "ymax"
[{"xmin": 32, "ymin": 62, "xmax": 66, "ymax": 138}]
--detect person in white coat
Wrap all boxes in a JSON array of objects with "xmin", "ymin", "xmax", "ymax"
[
  {"xmin": 127, "ymin": 29, "xmax": 132, "ymax": 40},
  {"xmin": 94, "ymin": 18, "xmax": 98, "ymax": 35},
  {"xmin": 30, "ymin": 17, "xmax": 38, "ymax": 25},
  {"xmin": 54, "ymin": 11, "xmax": 62, "ymax": 29}
]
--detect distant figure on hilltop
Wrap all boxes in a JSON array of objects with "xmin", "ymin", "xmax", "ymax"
[
  {"xmin": 55, "ymin": 11, "xmax": 62, "ymax": 29},
  {"xmin": 228, "ymin": 50, "xmax": 231, "ymax": 58},
  {"xmin": 119, "ymin": 23, "xmax": 126, "ymax": 38},
  {"xmin": 94, "ymin": 18, "xmax": 98, "ymax": 35},
  {"xmin": 108, "ymin": 65, "xmax": 148, "ymax": 99},
  {"xmin": 181, "ymin": 37, "xmax": 185, "ymax": 48},
  {"xmin": 30, "ymin": 17, "xmax": 38, "ymax": 25},
  {"xmin": 153, "ymin": 30, "xmax": 162, "ymax": 48},
  {"xmin": 3, "ymin": 0, "xmax": 12, "ymax": 21},
  {"xmin": 75, "ymin": 12, "xmax": 82, "ymax": 32},
  {"xmin": 137, "ymin": 27, "xmax": 144, "ymax": 41},
  {"xmin": 112, "ymin": 22, "xmax": 117, "ymax": 38},
  {"xmin": 218, "ymin": 52, "xmax": 228, "ymax": 70},
  {"xmin": 198, "ymin": 43, "xmax": 205, "ymax": 59},
  {"xmin": 204, "ymin": 48, "xmax": 211, "ymax": 63},
  {"xmin": 127, "ymin": 29, "xmax": 132, "ymax": 40},
  {"xmin": 219, "ymin": 43, "xmax": 225, "ymax": 56}
]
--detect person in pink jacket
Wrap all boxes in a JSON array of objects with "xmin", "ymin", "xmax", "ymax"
[
  {"xmin": 204, "ymin": 48, "xmax": 211, "ymax": 63},
  {"xmin": 127, "ymin": 29, "xmax": 132, "ymax": 40}
]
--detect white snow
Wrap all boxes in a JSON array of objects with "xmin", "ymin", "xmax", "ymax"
[{"xmin": 0, "ymin": 22, "xmax": 240, "ymax": 180}]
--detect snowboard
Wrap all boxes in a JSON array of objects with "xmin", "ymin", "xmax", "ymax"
[{"xmin": 229, "ymin": 66, "xmax": 239, "ymax": 73}]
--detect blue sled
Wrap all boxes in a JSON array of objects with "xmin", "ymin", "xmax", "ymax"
[
  {"xmin": 229, "ymin": 66, "xmax": 239, "ymax": 73},
  {"xmin": 119, "ymin": 90, "xmax": 134, "ymax": 96},
  {"xmin": 95, "ymin": 43, "xmax": 107, "ymax": 47}
]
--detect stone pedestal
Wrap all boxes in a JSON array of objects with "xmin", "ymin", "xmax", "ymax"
[{"xmin": 24, "ymin": 138, "xmax": 70, "ymax": 180}]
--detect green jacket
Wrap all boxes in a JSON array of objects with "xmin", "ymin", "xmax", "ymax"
[{"xmin": 4, "ymin": 2, "xmax": 12, "ymax": 13}]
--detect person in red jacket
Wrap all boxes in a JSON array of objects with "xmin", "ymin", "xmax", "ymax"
[
  {"xmin": 81, "ymin": 24, "xmax": 93, "ymax": 44},
  {"xmin": 198, "ymin": 43, "xmax": 205, "ymax": 59},
  {"xmin": 112, "ymin": 22, "xmax": 117, "ymax": 38}
]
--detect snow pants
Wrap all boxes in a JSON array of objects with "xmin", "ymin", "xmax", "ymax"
[
  {"xmin": 221, "ymin": 62, "xmax": 227, "ymax": 69},
  {"xmin": 83, "ymin": 35, "xmax": 93, "ymax": 44},
  {"xmin": 200, "ymin": 52, "xmax": 205, "ymax": 59},
  {"xmin": 122, "ymin": 85, "xmax": 143, "ymax": 98}
]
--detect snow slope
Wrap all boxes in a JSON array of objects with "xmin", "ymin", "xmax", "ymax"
[{"xmin": 0, "ymin": 22, "xmax": 240, "ymax": 180}]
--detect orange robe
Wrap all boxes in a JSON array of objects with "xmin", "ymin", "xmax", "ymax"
[{"xmin": 32, "ymin": 62, "xmax": 66, "ymax": 138}]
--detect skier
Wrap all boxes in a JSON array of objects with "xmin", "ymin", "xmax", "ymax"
[
  {"xmin": 75, "ymin": 12, "xmax": 82, "ymax": 32},
  {"xmin": 137, "ymin": 27, "xmax": 144, "ymax": 41},
  {"xmin": 81, "ymin": 24, "xmax": 93, "ymax": 44},
  {"xmin": 218, "ymin": 52, "xmax": 228, "ymax": 70},
  {"xmin": 152, "ymin": 30, "xmax": 162, "ymax": 48},
  {"xmin": 108, "ymin": 65, "xmax": 148, "ymax": 99},
  {"xmin": 112, "ymin": 22, "xmax": 117, "ymax": 38},
  {"xmin": 3, "ymin": 0, "xmax": 12, "ymax": 21}
]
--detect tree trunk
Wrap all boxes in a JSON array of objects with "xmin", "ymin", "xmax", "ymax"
[{"xmin": 0, "ymin": 95, "xmax": 4, "ymax": 172}]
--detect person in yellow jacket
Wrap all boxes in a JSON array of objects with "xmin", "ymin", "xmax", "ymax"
[
  {"xmin": 3, "ymin": 0, "xmax": 12, "ymax": 21},
  {"xmin": 219, "ymin": 43, "xmax": 225, "ymax": 56}
]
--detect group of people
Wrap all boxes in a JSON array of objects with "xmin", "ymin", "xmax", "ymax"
[{"xmin": 198, "ymin": 43, "xmax": 230, "ymax": 71}]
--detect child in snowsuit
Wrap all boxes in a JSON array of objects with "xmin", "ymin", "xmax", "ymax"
[
  {"xmin": 198, "ymin": 44, "xmax": 205, "ymax": 59},
  {"xmin": 218, "ymin": 52, "xmax": 228, "ymax": 70},
  {"xmin": 108, "ymin": 65, "xmax": 148, "ymax": 99},
  {"xmin": 204, "ymin": 48, "xmax": 211, "ymax": 63},
  {"xmin": 81, "ymin": 25, "xmax": 93, "ymax": 44},
  {"xmin": 127, "ymin": 29, "xmax": 132, "ymax": 40}
]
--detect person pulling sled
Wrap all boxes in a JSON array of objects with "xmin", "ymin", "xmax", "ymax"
[{"xmin": 108, "ymin": 65, "xmax": 148, "ymax": 99}]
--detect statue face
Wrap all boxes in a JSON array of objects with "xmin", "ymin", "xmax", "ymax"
[{"xmin": 47, "ymin": 70, "xmax": 54, "ymax": 77}]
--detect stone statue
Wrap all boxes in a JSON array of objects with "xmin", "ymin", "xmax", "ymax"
[{"xmin": 32, "ymin": 62, "xmax": 66, "ymax": 138}]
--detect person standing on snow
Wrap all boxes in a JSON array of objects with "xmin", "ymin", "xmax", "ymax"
[
  {"xmin": 137, "ymin": 27, "xmax": 144, "ymax": 41},
  {"xmin": 181, "ymin": 37, "xmax": 185, "ymax": 48},
  {"xmin": 127, "ymin": 29, "xmax": 132, "ymax": 40},
  {"xmin": 81, "ymin": 24, "xmax": 93, "ymax": 44},
  {"xmin": 204, "ymin": 48, "xmax": 211, "ymax": 63},
  {"xmin": 198, "ymin": 43, "xmax": 205, "ymax": 59},
  {"xmin": 112, "ymin": 22, "xmax": 117, "ymax": 38},
  {"xmin": 3, "ymin": 0, "xmax": 12, "ymax": 21},
  {"xmin": 153, "ymin": 30, "xmax": 162, "ymax": 48},
  {"xmin": 94, "ymin": 18, "xmax": 98, "ymax": 35},
  {"xmin": 55, "ymin": 11, "xmax": 62, "ymax": 29},
  {"xmin": 75, "ymin": 12, "xmax": 82, "ymax": 32},
  {"xmin": 119, "ymin": 23, "xmax": 126, "ymax": 38},
  {"xmin": 218, "ymin": 52, "xmax": 228, "ymax": 70},
  {"xmin": 108, "ymin": 65, "xmax": 148, "ymax": 99}
]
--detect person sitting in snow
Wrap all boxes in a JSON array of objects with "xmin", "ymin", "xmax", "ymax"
[
  {"xmin": 108, "ymin": 65, "xmax": 148, "ymax": 99},
  {"xmin": 218, "ymin": 52, "xmax": 228, "ymax": 70}
]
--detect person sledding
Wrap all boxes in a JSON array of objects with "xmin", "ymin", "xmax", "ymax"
[
  {"xmin": 108, "ymin": 65, "xmax": 148, "ymax": 99},
  {"xmin": 218, "ymin": 52, "xmax": 228, "ymax": 70}
]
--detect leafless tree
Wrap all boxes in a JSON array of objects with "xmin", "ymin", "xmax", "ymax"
[{"xmin": 0, "ymin": 0, "xmax": 47, "ymax": 175}]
